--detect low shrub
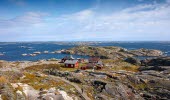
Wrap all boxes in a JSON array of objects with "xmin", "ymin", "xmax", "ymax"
[
  {"xmin": 24, "ymin": 64, "xmax": 61, "ymax": 72},
  {"xmin": 0, "ymin": 76, "xmax": 7, "ymax": 85}
]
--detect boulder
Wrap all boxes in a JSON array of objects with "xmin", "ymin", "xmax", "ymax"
[
  {"xmin": 16, "ymin": 90, "xmax": 26, "ymax": 100},
  {"xmin": 66, "ymin": 77, "xmax": 82, "ymax": 83},
  {"xmin": 143, "ymin": 57, "xmax": 170, "ymax": 66},
  {"xmin": 127, "ymin": 75, "xmax": 142, "ymax": 84},
  {"xmin": 104, "ymin": 83, "xmax": 138, "ymax": 100},
  {"xmin": 139, "ymin": 66, "xmax": 166, "ymax": 71},
  {"xmin": 0, "ymin": 84, "xmax": 15, "ymax": 100},
  {"xmin": 124, "ymin": 57, "xmax": 141, "ymax": 65},
  {"xmin": 129, "ymin": 48, "xmax": 163, "ymax": 57}
]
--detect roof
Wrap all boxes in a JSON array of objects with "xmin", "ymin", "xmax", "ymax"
[
  {"xmin": 97, "ymin": 60, "xmax": 103, "ymax": 65},
  {"xmin": 64, "ymin": 60, "xmax": 78, "ymax": 64}
]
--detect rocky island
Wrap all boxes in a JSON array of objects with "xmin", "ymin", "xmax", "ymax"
[{"xmin": 61, "ymin": 46, "xmax": 163, "ymax": 59}]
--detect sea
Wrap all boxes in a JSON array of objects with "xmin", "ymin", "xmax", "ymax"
[{"xmin": 0, "ymin": 41, "xmax": 170, "ymax": 61}]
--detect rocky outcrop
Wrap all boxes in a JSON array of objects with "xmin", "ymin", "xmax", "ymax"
[
  {"xmin": 129, "ymin": 48, "xmax": 163, "ymax": 57},
  {"xmin": 66, "ymin": 77, "xmax": 82, "ymax": 83},
  {"xmin": 139, "ymin": 66, "xmax": 166, "ymax": 71},
  {"xmin": 141, "ymin": 57, "xmax": 170, "ymax": 66},
  {"xmin": 87, "ymin": 69, "xmax": 170, "ymax": 100},
  {"xmin": 104, "ymin": 82, "xmax": 142, "ymax": 100},
  {"xmin": 16, "ymin": 90, "xmax": 26, "ymax": 100},
  {"xmin": 124, "ymin": 57, "xmax": 141, "ymax": 65},
  {"xmin": 45, "ymin": 69, "xmax": 70, "ymax": 77},
  {"xmin": 135, "ymin": 70, "xmax": 170, "ymax": 99},
  {"xmin": 0, "ymin": 84, "xmax": 16, "ymax": 100}
]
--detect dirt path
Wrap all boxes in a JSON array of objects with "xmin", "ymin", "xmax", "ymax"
[{"xmin": 49, "ymin": 75, "xmax": 91, "ymax": 100}]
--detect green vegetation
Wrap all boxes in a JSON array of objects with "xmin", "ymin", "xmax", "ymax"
[
  {"xmin": 131, "ymin": 82, "xmax": 148, "ymax": 90},
  {"xmin": 0, "ymin": 76, "xmax": 7, "ymax": 84},
  {"xmin": 0, "ymin": 71, "xmax": 23, "ymax": 83},
  {"xmin": 0, "ymin": 62, "xmax": 3, "ymax": 68},
  {"xmin": 24, "ymin": 64, "xmax": 61, "ymax": 72},
  {"xmin": 1, "ymin": 83, "xmax": 17, "ymax": 100},
  {"xmin": 66, "ymin": 46, "xmax": 133, "ymax": 59},
  {"xmin": 102, "ymin": 59, "xmax": 139, "ymax": 72},
  {"xmin": 86, "ymin": 86, "xmax": 94, "ymax": 100},
  {"xmin": 25, "ymin": 63, "xmax": 81, "ymax": 72},
  {"xmin": 60, "ymin": 67, "xmax": 78, "ymax": 71},
  {"xmin": 78, "ymin": 62, "xmax": 87, "ymax": 67},
  {"xmin": 20, "ymin": 72, "xmax": 50, "ymax": 90},
  {"xmin": 20, "ymin": 72, "xmax": 75, "ymax": 92}
]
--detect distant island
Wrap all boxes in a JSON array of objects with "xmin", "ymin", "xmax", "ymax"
[{"xmin": 60, "ymin": 46, "xmax": 163, "ymax": 59}]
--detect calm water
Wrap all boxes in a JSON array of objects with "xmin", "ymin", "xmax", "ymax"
[{"xmin": 0, "ymin": 42, "xmax": 170, "ymax": 61}]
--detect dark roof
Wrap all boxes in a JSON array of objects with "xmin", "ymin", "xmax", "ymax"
[{"xmin": 64, "ymin": 60, "xmax": 78, "ymax": 64}]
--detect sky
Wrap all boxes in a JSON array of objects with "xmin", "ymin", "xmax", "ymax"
[{"xmin": 0, "ymin": 0, "xmax": 170, "ymax": 41}]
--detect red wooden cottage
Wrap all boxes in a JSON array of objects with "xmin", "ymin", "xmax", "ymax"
[{"xmin": 64, "ymin": 60, "xmax": 79, "ymax": 68}]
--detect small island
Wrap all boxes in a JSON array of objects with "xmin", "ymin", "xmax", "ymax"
[{"xmin": 61, "ymin": 46, "xmax": 163, "ymax": 59}]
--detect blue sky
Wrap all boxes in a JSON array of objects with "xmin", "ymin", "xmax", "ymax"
[{"xmin": 0, "ymin": 0, "xmax": 170, "ymax": 41}]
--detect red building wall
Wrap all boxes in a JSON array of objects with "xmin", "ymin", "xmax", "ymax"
[{"xmin": 65, "ymin": 62, "xmax": 79, "ymax": 68}]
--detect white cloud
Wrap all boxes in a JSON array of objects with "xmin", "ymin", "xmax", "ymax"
[
  {"xmin": 0, "ymin": 12, "xmax": 47, "ymax": 27},
  {"xmin": 166, "ymin": 0, "xmax": 170, "ymax": 3},
  {"xmin": 50, "ymin": 1, "xmax": 170, "ymax": 40}
]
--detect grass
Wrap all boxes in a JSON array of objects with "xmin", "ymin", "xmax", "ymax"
[
  {"xmin": 25, "ymin": 63, "xmax": 81, "ymax": 72},
  {"xmin": 102, "ymin": 59, "xmax": 118, "ymax": 63},
  {"xmin": 128, "ymin": 79, "xmax": 148, "ymax": 90},
  {"xmin": 0, "ymin": 62, "xmax": 3, "ymax": 68},
  {"xmin": 78, "ymin": 63, "xmax": 87, "ymax": 67},
  {"xmin": 24, "ymin": 64, "xmax": 61, "ymax": 72},
  {"xmin": 0, "ymin": 76, "xmax": 8, "ymax": 85},
  {"xmin": 86, "ymin": 86, "xmax": 94, "ymax": 100},
  {"xmin": 60, "ymin": 67, "xmax": 78, "ymax": 71},
  {"xmin": 0, "ymin": 71, "xmax": 23, "ymax": 83},
  {"xmin": 20, "ymin": 72, "xmax": 49, "ymax": 90},
  {"xmin": 15, "ymin": 85, "xmax": 23, "ymax": 91},
  {"xmin": 102, "ymin": 59, "xmax": 139, "ymax": 72},
  {"xmin": 1, "ymin": 83, "xmax": 17, "ymax": 100},
  {"xmin": 21, "ymin": 72, "xmax": 45, "ymax": 83},
  {"xmin": 20, "ymin": 72, "xmax": 76, "ymax": 92},
  {"xmin": 132, "ymin": 83, "xmax": 148, "ymax": 90}
]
